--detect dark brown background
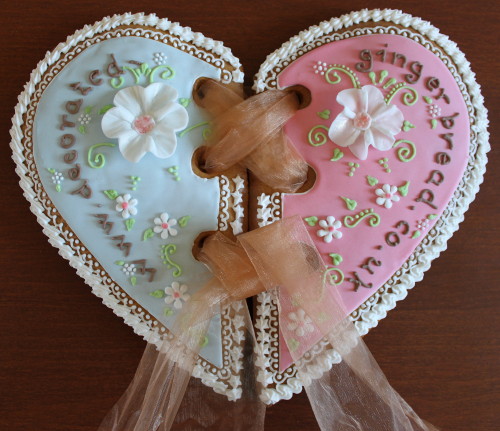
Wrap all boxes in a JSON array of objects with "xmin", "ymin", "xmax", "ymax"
[{"xmin": 1, "ymin": 1, "xmax": 498, "ymax": 430}]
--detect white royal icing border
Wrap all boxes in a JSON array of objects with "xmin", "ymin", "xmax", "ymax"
[
  {"xmin": 254, "ymin": 8, "xmax": 490, "ymax": 404},
  {"xmin": 10, "ymin": 12, "xmax": 245, "ymax": 399}
]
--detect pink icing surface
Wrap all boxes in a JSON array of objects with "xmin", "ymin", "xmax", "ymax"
[{"xmin": 277, "ymin": 34, "xmax": 469, "ymax": 370}]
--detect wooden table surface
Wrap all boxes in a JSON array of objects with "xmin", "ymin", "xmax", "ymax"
[{"xmin": 1, "ymin": 1, "xmax": 498, "ymax": 430}]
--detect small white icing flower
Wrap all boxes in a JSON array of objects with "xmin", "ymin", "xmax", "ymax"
[
  {"xmin": 164, "ymin": 281, "xmax": 190, "ymax": 309},
  {"xmin": 115, "ymin": 194, "xmax": 138, "ymax": 219},
  {"xmin": 317, "ymin": 216, "xmax": 343, "ymax": 243},
  {"xmin": 428, "ymin": 104, "xmax": 441, "ymax": 118},
  {"xmin": 375, "ymin": 184, "xmax": 400, "ymax": 209},
  {"xmin": 416, "ymin": 218, "xmax": 430, "ymax": 230},
  {"xmin": 153, "ymin": 52, "xmax": 167, "ymax": 65},
  {"xmin": 313, "ymin": 60, "xmax": 329, "ymax": 76},
  {"xmin": 287, "ymin": 309, "xmax": 314, "ymax": 337},
  {"xmin": 101, "ymin": 83, "xmax": 189, "ymax": 163},
  {"xmin": 78, "ymin": 113, "xmax": 91, "ymax": 125},
  {"xmin": 328, "ymin": 85, "xmax": 404, "ymax": 160},
  {"xmin": 153, "ymin": 213, "xmax": 178, "ymax": 239},
  {"xmin": 51, "ymin": 172, "xmax": 64, "ymax": 184},
  {"xmin": 122, "ymin": 263, "xmax": 136, "ymax": 276}
]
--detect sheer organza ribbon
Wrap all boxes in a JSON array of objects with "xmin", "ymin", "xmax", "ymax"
[
  {"xmin": 193, "ymin": 78, "xmax": 308, "ymax": 193},
  {"xmin": 99, "ymin": 216, "xmax": 437, "ymax": 430}
]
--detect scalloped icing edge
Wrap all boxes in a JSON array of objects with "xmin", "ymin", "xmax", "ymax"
[
  {"xmin": 253, "ymin": 8, "xmax": 490, "ymax": 404},
  {"xmin": 9, "ymin": 12, "xmax": 245, "ymax": 400}
]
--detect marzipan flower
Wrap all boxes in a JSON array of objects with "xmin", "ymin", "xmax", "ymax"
[
  {"xmin": 102, "ymin": 83, "xmax": 189, "ymax": 163},
  {"xmin": 153, "ymin": 213, "xmax": 178, "ymax": 239},
  {"xmin": 317, "ymin": 216, "xmax": 343, "ymax": 243},
  {"xmin": 287, "ymin": 309, "xmax": 314, "ymax": 337},
  {"xmin": 328, "ymin": 85, "xmax": 404, "ymax": 160},
  {"xmin": 375, "ymin": 184, "xmax": 400, "ymax": 209},
  {"xmin": 164, "ymin": 281, "xmax": 190, "ymax": 309},
  {"xmin": 115, "ymin": 194, "xmax": 138, "ymax": 219}
]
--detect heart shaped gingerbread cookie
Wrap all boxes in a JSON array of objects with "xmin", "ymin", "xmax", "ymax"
[
  {"xmin": 10, "ymin": 13, "xmax": 248, "ymax": 399},
  {"xmin": 252, "ymin": 9, "xmax": 489, "ymax": 403}
]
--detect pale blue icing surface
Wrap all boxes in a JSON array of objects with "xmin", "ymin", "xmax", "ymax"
[{"xmin": 33, "ymin": 36, "xmax": 224, "ymax": 367}]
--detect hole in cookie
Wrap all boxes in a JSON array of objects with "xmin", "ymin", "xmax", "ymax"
[
  {"xmin": 192, "ymin": 77, "xmax": 211, "ymax": 108},
  {"xmin": 284, "ymin": 85, "xmax": 312, "ymax": 110},
  {"xmin": 295, "ymin": 165, "xmax": 316, "ymax": 194},
  {"xmin": 192, "ymin": 146, "xmax": 218, "ymax": 179},
  {"xmin": 192, "ymin": 230, "xmax": 217, "ymax": 261}
]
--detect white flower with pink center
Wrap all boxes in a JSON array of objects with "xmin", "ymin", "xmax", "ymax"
[
  {"xmin": 287, "ymin": 309, "xmax": 314, "ymax": 337},
  {"xmin": 101, "ymin": 83, "xmax": 189, "ymax": 163},
  {"xmin": 115, "ymin": 194, "xmax": 138, "ymax": 219},
  {"xmin": 317, "ymin": 216, "xmax": 343, "ymax": 243},
  {"xmin": 153, "ymin": 212, "xmax": 178, "ymax": 239},
  {"xmin": 164, "ymin": 281, "xmax": 190, "ymax": 309},
  {"xmin": 328, "ymin": 85, "xmax": 404, "ymax": 160},
  {"xmin": 375, "ymin": 184, "xmax": 400, "ymax": 209}
]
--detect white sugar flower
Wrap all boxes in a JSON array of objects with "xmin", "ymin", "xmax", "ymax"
[
  {"xmin": 153, "ymin": 52, "xmax": 167, "ymax": 65},
  {"xmin": 328, "ymin": 85, "xmax": 404, "ymax": 160},
  {"xmin": 122, "ymin": 263, "xmax": 136, "ymax": 276},
  {"xmin": 153, "ymin": 213, "xmax": 178, "ymax": 239},
  {"xmin": 115, "ymin": 194, "xmax": 138, "ymax": 219},
  {"xmin": 102, "ymin": 83, "xmax": 189, "ymax": 163},
  {"xmin": 375, "ymin": 184, "xmax": 400, "ymax": 209},
  {"xmin": 287, "ymin": 309, "xmax": 314, "ymax": 337},
  {"xmin": 317, "ymin": 216, "xmax": 343, "ymax": 243},
  {"xmin": 51, "ymin": 172, "xmax": 64, "ymax": 184},
  {"xmin": 164, "ymin": 281, "xmax": 190, "ymax": 309}
]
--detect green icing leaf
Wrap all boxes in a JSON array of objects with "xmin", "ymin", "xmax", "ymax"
[
  {"xmin": 143, "ymin": 228, "xmax": 155, "ymax": 241},
  {"xmin": 402, "ymin": 120, "xmax": 415, "ymax": 132},
  {"xmin": 179, "ymin": 98, "xmax": 191, "ymax": 108},
  {"xmin": 103, "ymin": 189, "xmax": 119, "ymax": 200},
  {"xmin": 427, "ymin": 214, "xmax": 438, "ymax": 220},
  {"xmin": 149, "ymin": 290, "xmax": 165, "ymax": 298},
  {"xmin": 411, "ymin": 230, "xmax": 421, "ymax": 239},
  {"xmin": 178, "ymin": 215, "xmax": 191, "ymax": 227},
  {"xmin": 78, "ymin": 125, "xmax": 86, "ymax": 135},
  {"xmin": 199, "ymin": 336, "xmax": 209, "ymax": 348},
  {"xmin": 55, "ymin": 184, "xmax": 62, "ymax": 192},
  {"xmin": 366, "ymin": 175, "xmax": 379, "ymax": 186},
  {"xmin": 341, "ymin": 196, "xmax": 357, "ymax": 211},
  {"xmin": 164, "ymin": 307, "xmax": 174, "ymax": 317},
  {"xmin": 130, "ymin": 276, "xmax": 137, "ymax": 286},
  {"xmin": 304, "ymin": 216, "xmax": 318, "ymax": 227},
  {"xmin": 330, "ymin": 148, "xmax": 344, "ymax": 162},
  {"xmin": 317, "ymin": 109, "xmax": 331, "ymax": 120},
  {"xmin": 423, "ymin": 96, "xmax": 433, "ymax": 104},
  {"xmin": 431, "ymin": 119, "xmax": 437, "ymax": 129},
  {"xmin": 99, "ymin": 104, "xmax": 114, "ymax": 115},
  {"xmin": 397, "ymin": 181, "xmax": 410, "ymax": 197},
  {"xmin": 47, "ymin": 168, "xmax": 56, "ymax": 174},
  {"xmin": 125, "ymin": 218, "xmax": 135, "ymax": 231},
  {"xmin": 288, "ymin": 338, "xmax": 300, "ymax": 352},
  {"xmin": 84, "ymin": 105, "xmax": 93, "ymax": 114},
  {"xmin": 115, "ymin": 260, "xmax": 125, "ymax": 266},
  {"xmin": 140, "ymin": 63, "xmax": 150, "ymax": 75},
  {"xmin": 329, "ymin": 253, "xmax": 343, "ymax": 266}
]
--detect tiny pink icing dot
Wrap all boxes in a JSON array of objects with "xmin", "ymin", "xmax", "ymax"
[
  {"xmin": 162, "ymin": 223, "xmax": 169, "ymax": 229},
  {"xmin": 328, "ymin": 226, "xmax": 335, "ymax": 232},
  {"xmin": 353, "ymin": 112, "xmax": 372, "ymax": 130},
  {"xmin": 121, "ymin": 202, "xmax": 128, "ymax": 209},
  {"xmin": 385, "ymin": 193, "xmax": 391, "ymax": 199},
  {"xmin": 133, "ymin": 115, "xmax": 155, "ymax": 134},
  {"xmin": 173, "ymin": 292, "xmax": 180, "ymax": 298}
]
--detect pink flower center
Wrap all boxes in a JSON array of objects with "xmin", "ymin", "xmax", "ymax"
[
  {"xmin": 353, "ymin": 112, "xmax": 372, "ymax": 130},
  {"xmin": 385, "ymin": 193, "xmax": 392, "ymax": 199},
  {"xmin": 173, "ymin": 292, "xmax": 180, "ymax": 298},
  {"xmin": 133, "ymin": 115, "xmax": 155, "ymax": 134},
  {"xmin": 161, "ymin": 223, "xmax": 169, "ymax": 229},
  {"xmin": 328, "ymin": 226, "xmax": 335, "ymax": 232},
  {"xmin": 121, "ymin": 202, "xmax": 128, "ymax": 209}
]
